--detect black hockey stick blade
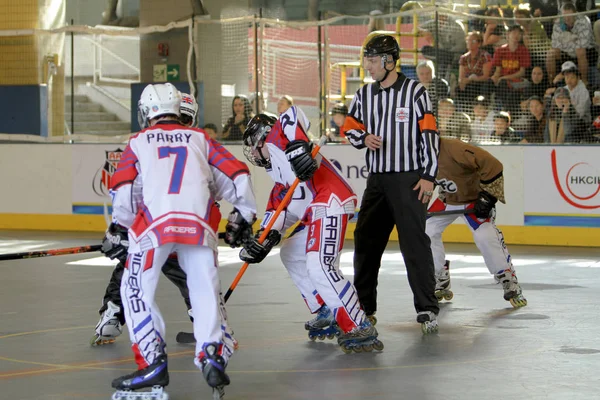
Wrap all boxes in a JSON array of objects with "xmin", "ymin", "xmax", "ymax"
[
  {"xmin": 0, "ymin": 244, "xmax": 102, "ymax": 261},
  {"xmin": 427, "ymin": 209, "xmax": 476, "ymax": 217},
  {"xmin": 176, "ymin": 331, "xmax": 196, "ymax": 344}
]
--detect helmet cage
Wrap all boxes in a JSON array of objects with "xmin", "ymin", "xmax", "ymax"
[{"xmin": 243, "ymin": 124, "xmax": 271, "ymax": 168}]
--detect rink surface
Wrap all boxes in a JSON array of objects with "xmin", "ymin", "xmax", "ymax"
[{"xmin": 1, "ymin": 230, "xmax": 599, "ymax": 400}]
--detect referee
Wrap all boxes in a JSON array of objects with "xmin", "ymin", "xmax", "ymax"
[{"xmin": 346, "ymin": 34, "xmax": 440, "ymax": 333}]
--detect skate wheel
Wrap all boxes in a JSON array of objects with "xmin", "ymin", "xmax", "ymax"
[
  {"xmin": 510, "ymin": 297, "xmax": 527, "ymax": 308},
  {"xmin": 362, "ymin": 344, "xmax": 373, "ymax": 352},
  {"xmin": 421, "ymin": 322, "xmax": 439, "ymax": 335},
  {"xmin": 435, "ymin": 292, "xmax": 443, "ymax": 301},
  {"xmin": 352, "ymin": 345, "xmax": 363, "ymax": 353},
  {"xmin": 308, "ymin": 334, "xmax": 317, "ymax": 341},
  {"xmin": 213, "ymin": 386, "xmax": 225, "ymax": 400},
  {"xmin": 341, "ymin": 344, "xmax": 353, "ymax": 354},
  {"xmin": 372, "ymin": 340, "xmax": 384, "ymax": 351},
  {"xmin": 367, "ymin": 315, "xmax": 377, "ymax": 326},
  {"xmin": 444, "ymin": 292, "xmax": 454, "ymax": 301},
  {"xmin": 326, "ymin": 333, "xmax": 335, "ymax": 340},
  {"xmin": 317, "ymin": 334, "xmax": 326, "ymax": 341}
]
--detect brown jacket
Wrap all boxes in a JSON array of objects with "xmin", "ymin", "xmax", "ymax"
[{"xmin": 435, "ymin": 138, "xmax": 505, "ymax": 205}]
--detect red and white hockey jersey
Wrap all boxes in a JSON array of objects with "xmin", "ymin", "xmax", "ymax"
[
  {"xmin": 261, "ymin": 107, "xmax": 357, "ymax": 231},
  {"xmin": 111, "ymin": 121, "xmax": 257, "ymax": 253}
]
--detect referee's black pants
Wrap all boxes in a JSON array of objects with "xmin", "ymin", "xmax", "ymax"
[{"xmin": 353, "ymin": 171, "xmax": 439, "ymax": 316}]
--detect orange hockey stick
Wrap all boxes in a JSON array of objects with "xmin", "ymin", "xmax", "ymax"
[
  {"xmin": 224, "ymin": 136, "xmax": 327, "ymax": 303},
  {"xmin": 0, "ymin": 245, "xmax": 102, "ymax": 261}
]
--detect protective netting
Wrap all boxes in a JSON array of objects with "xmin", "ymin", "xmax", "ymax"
[{"xmin": 1, "ymin": 5, "xmax": 600, "ymax": 144}]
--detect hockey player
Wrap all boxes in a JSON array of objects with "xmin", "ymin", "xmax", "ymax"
[
  {"xmin": 103, "ymin": 83, "xmax": 257, "ymax": 399},
  {"xmin": 179, "ymin": 92, "xmax": 198, "ymax": 127},
  {"xmin": 240, "ymin": 107, "xmax": 383, "ymax": 354},
  {"xmin": 92, "ymin": 92, "xmax": 202, "ymax": 347},
  {"xmin": 426, "ymin": 137, "xmax": 527, "ymax": 308}
]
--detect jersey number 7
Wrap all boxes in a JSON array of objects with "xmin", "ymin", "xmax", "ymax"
[{"xmin": 158, "ymin": 146, "xmax": 188, "ymax": 194}]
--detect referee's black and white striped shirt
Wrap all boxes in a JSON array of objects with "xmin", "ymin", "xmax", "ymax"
[{"xmin": 346, "ymin": 73, "xmax": 440, "ymax": 181}]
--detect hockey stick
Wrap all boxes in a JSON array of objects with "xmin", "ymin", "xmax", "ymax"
[
  {"xmin": 427, "ymin": 209, "xmax": 476, "ymax": 217},
  {"xmin": 0, "ymin": 244, "xmax": 102, "ymax": 261},
  {"xmin": 223, "ymin": 136, "xmax": 327, "ymax": 303}
]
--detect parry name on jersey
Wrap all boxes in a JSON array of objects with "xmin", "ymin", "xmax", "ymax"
[{"xmin": 146, "ymin": 132, "xmax": 193, "ymax": 143}]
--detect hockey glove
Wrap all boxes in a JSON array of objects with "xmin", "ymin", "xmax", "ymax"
[
  {"xmin": 285, "ymin": 140, "xmax": 318, "ymax": 181},
  {"xmin": 101, "ymin": 223, "xmax": 129, "ymax": 263},
  {"xmin": 224, "ymin": 208, "xmax": 254, "ymax": 248},
  {"xmin": 240, "ymin": 229, "xmax": 282, "ymax": 264},
  {"xmin": 473, "ymin": 191, "xmax": 497, "ymax": 219}
]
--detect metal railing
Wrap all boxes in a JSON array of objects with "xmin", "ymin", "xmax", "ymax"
[{"xmin": 81, "ymin": 34, "xmax": 140, "ymax": 85}]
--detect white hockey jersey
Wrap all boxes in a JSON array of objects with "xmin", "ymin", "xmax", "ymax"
[
  {"xmin": 261, "ymin": 107, "xmax": 357, "ymax": 232},
  {"xmin": 111, "ymin": 121, "xmax": 257, "ymax": 253}
]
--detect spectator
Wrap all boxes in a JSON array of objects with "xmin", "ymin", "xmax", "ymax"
[
  {"xmin": 368, "ymin": 9, "xmax": 385, "ymax": 32},
  {"xmin": 249, "ymin": 91, "xmax": 268, "ymax": 114},
  {"xmin": 561, "ymin": 61, "xmax": 592, "ymax": 123},
  {"xmin": 513, "ymin": 6, "xmax": 551, "ymax": 67},
  {"xmin": 327, "ymin": 103, "xmax": 350, "ymax": 143},
  {"xmin": 470, "ymin": 95, "xmax": 495, "ymax": 143},
  {"xmin": 523, "ymin": 95, "xmax": 548, "ymax": 143},
  {"xmin": 222, "ymin": 95, "xmax": 253, "ymax": 141},
  {"xmin": 481, "ymin": 6, "xmax": 508, "ymax": 57},
  {"xmin": 491, "ymin": 111, "xmax": 521, "ymax": 143},
  {"xmin": 438, "ymin": 98, "xmax": 472, "ymax": 142},
  {"xmin": 416, "ymin": 60, "xmax": 450, "ymax": 114},
  {"xmin": 523, "ymin": 66, "xmax": 548, "ymax": 100},
  {"xmin": 529, "ymin": 0, "xmax": 560, "ymax": 38},
  {"xmin": 545, "ymin": 86, "xmax": 589, "ymax": 142},
  {"xmin": 457, "ymin": 31, "xmax": 492, "ymax": 110},
  {"xmin": 277, "ymin": 95, "xmax": 293, "ymax": 115},
  {"xmin": 546, "ymin": 2, "xmax": 597, "ymax": 85},
  {"xmin": 418, "ymin": 12, "xmax": 467, "ymax": 80},
  {"xmin": 202, "ymin": 123, "xmax": 219, "ymax": 140},
  {"xmin": 491, "ymin": 25, "xmax": 532, "ymax": 115}
]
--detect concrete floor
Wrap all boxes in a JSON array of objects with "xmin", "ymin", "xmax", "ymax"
[{"xmin": 1, "ymin": 230, "xmax": 599, "ymax": 400}]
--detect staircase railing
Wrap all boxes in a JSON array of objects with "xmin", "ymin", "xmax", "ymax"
[{"xmin": 80, "ymin": 33, "xmax": 141, "ymax": 86}]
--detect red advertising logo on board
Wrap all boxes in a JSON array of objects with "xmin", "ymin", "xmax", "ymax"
[
  {"xmin": 551, "ymin": 150, "xmax": 600, "ymax": 209},
  {"xmin": 93, "ymin": 148, "xmax": 123, "ymax": 197}
]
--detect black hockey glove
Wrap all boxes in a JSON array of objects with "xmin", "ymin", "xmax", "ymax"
[
  {"xmin": 224, "ymin": 208, "xmax": 254, "ymax": 248},
  {"xmin": 101, "ymin": 223, "xmax": 129, "ymax": 263},
  {"xmin": 473, "ymin": 191, "xmax": 497, "ymax": 219},
  {"xmin": 285, "ymin": 140, "xmax": 318, "ymax": 181},
  {"xmin": 240, "ymin": 229, "xmax": 282, "ymax": 264}
]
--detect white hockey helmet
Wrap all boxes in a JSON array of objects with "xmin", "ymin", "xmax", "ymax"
[
  {"xmin": 179, "ymin": 92, "xmax": 198, "ymax": 127},
  {"xmin": 137, "ymin": 83, "xmax": 181, "ymax": 129}
]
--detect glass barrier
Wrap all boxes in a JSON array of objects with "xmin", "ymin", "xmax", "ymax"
[{"xmin": 1, "ymin": 6, "xmax": 599, "ymax": 146}]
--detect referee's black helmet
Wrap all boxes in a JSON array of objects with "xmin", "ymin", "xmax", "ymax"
[{"xmin": 363, "ymin": 35, "xmax": 400, "ymax": 62}]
